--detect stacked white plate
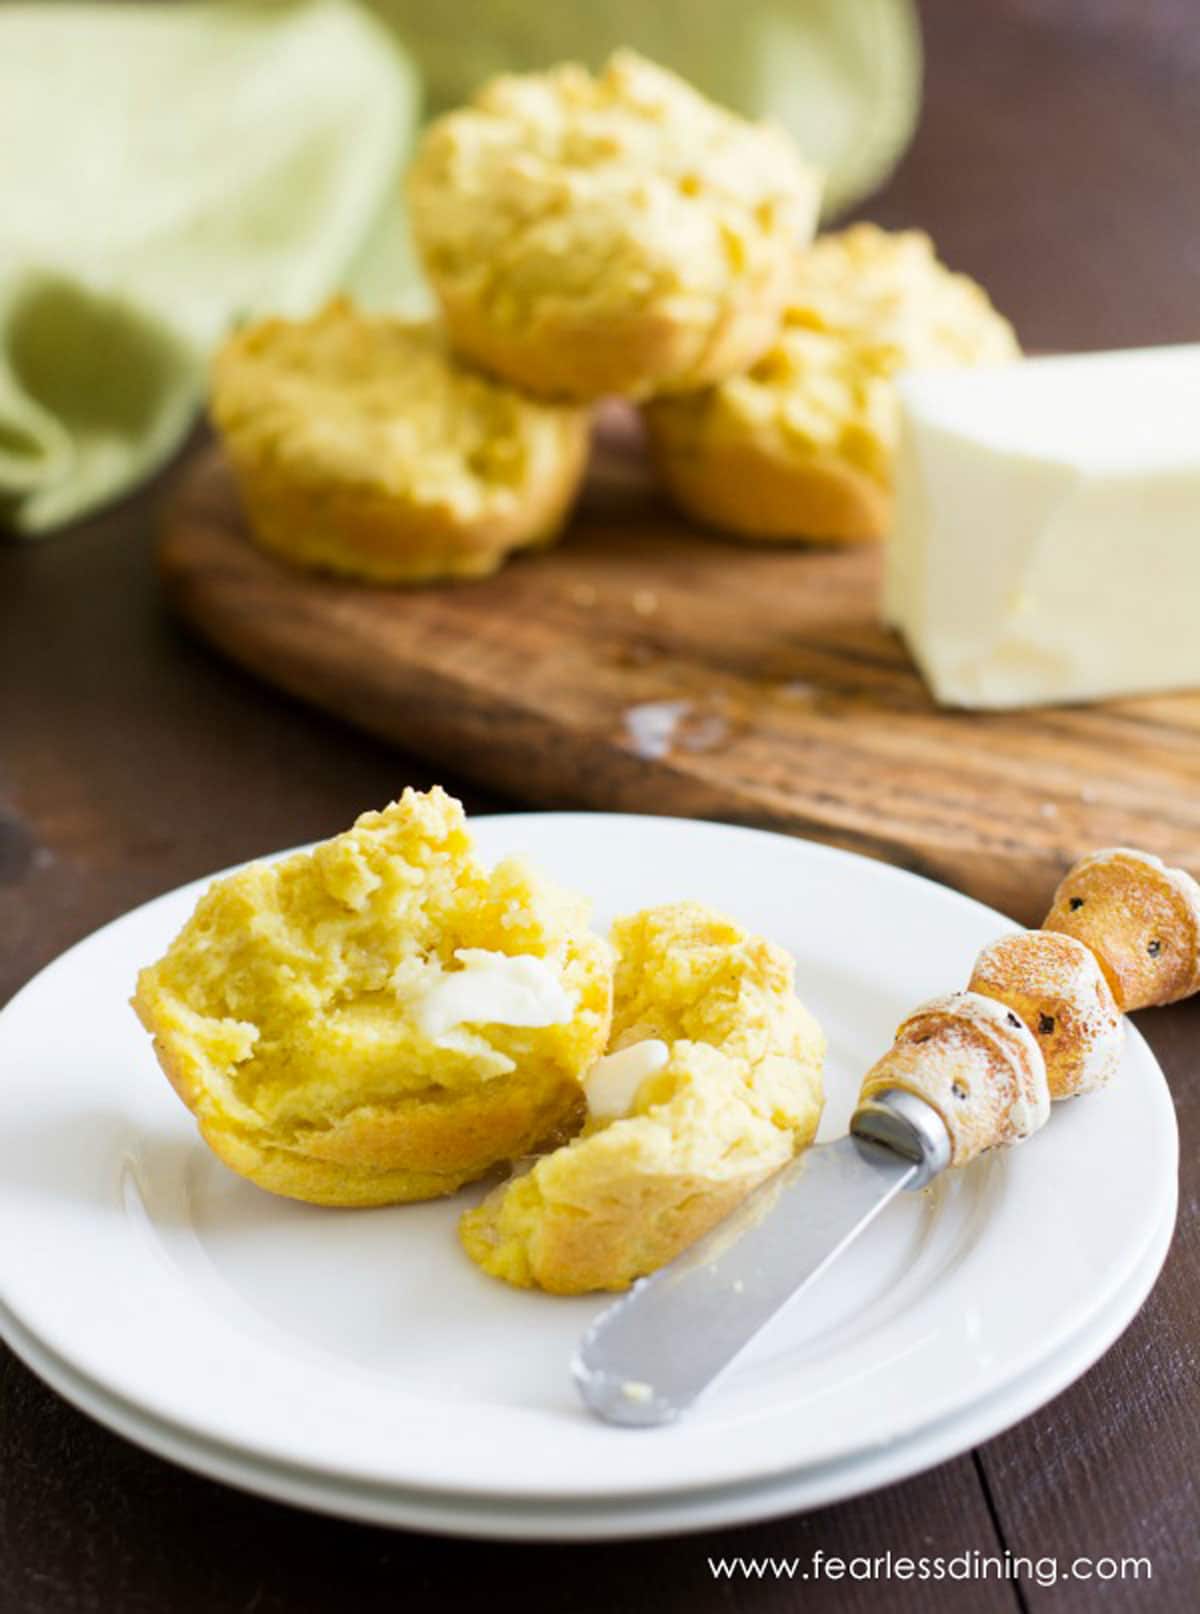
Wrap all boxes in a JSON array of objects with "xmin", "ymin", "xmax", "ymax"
[{"xmin": 0, "ymin": 816, "xmax": 1177, "ymax": 1539}]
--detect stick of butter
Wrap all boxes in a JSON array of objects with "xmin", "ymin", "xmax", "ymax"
[{"xmin": 884, "ymin": 346, "xmax": 1200, "ymax": 709}]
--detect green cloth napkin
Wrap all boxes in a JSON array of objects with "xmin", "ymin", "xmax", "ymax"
[
  {"xmin": 0, "ymin": 0, "xmax": 919, "ymax": 537},
  {"xmin": 0, "ymin": 0, "xmax": 420, "ymax": 535}
]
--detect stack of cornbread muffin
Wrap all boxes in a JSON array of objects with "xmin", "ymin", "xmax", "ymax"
[{"xmin": 211, "ymin": 51, "xmax": 1019, "ymax": 583}]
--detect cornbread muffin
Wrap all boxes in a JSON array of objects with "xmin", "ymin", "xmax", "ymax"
[
  {"xmin": 859, "ymin": 991, "xmax": 1049, "ymax": 1166},
  {"xmin": 1044, "ymin": 848, "xmax": 1200, "ymax": 1011},
  {"xmin": 460, "ymin": 902, "xmax": 825, "ymax": 1293},
  {"xmin": 210, "ymin": 300, "xmax": 589, "ymax": 583},
  {"xmin": 969, "ymin": 930, "xmax": 1124, "ymax": 1098},
  {"xmin": 645, "ymin": 223, "xmax": 1019, "ymax": 541},
  {"xmin": 133, "ymin": 789, "xmax": 612, "ymax": 1206},
  {"xmin": 407, "ymin": 51, "xmax": 822, "ymax": 401}
]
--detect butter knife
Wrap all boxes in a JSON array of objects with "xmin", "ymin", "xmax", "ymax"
[{"xmin": 572, "ymin": 1088, "xmax": 951, "ymax": 1427}]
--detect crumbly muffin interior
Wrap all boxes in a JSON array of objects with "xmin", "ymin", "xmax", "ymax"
[
  {"xmin": 460, "ymin": 901, "xmax": 825, "ymax": 1292},
  {"xmin": 134, "ymin": 789, "xmax": 611, "ymax": 1169}
]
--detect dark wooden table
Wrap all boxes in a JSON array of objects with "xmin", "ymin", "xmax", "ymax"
[{"xmin": 2, "ymin": 2, "xmax": 1198, "ymax": 1608}]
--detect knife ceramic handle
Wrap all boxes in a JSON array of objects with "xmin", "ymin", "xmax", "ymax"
[{"xmin": 857, "ymin": 990, "xmax": 1051, "ymax": 1167}]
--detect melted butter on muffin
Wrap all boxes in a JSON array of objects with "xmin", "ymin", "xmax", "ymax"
[
  {"xmin": 582, "ymin": 1038, "xmax": 671, "ymax": 1120},
  {"xmin": 409, "ymin": 950, "xmax": 576, "ymax": 1042}
]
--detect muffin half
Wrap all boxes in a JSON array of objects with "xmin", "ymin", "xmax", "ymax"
[
  {"xmin": 133, "ymin": 789, "xmax": 612, "ymax": 1205},
  {"xmin": 460, "ymin": 901, "xmax": 824, "ymax": 1292}
]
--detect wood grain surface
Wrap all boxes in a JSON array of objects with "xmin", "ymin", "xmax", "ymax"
[
  {"xmin": 159, "ymin": 427, "xmax": 1200, "ymax": 927},
  {"xmin": 3, "ymin": 1, "xmax": 1199, "ymax": 1610}
]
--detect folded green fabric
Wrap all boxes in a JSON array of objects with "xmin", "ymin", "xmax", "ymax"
[
  {"xmin": 0, "ymin": 0, "xmax": 420, "ymax": 536},
  {"xmin": 0, "ymin": 0, "xmax": 919, "ymax": 537}
]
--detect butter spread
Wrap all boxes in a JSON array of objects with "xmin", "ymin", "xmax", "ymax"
[
  {"xmin": 583, "ymin": 1038, "xmax": 671, "ymax": 1119},
  {"xmin": 416, "ymin": 950, "xmax": 574, "ymax": 1040}
]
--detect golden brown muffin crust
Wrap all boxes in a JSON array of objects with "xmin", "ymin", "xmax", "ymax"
[
  {"xmin": 645, "ymin": 223, "xmax": 1019, "ymax": 541},
  {"xmin": 211, "ymin": 300, "xmax": 589, "ymax": 583},
  {"xmin": 408, "ymin": 51, "xmax": 821, "ymax": 400}
]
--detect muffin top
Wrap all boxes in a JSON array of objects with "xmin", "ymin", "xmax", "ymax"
[
  {"xmin": 649, "ymin": 224, "xmax": 1019, "ymax": 482},
  {"xmin": 210, "ymin": 299, "xmax": 585, "ymax": 518},
  {"xmin": 782, "ymin": 224, "xmax": 1020, "ymax": 370},
  {"xmin": 407, "ymin": 51, "xmax": 821, "ymax": 330}
]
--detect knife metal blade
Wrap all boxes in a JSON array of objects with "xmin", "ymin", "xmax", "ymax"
[{"xmin": 572, "ymin": 1088, "xmax": 950, "ymax": 1427}]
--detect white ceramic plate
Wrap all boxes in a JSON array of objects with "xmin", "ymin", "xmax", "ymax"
[
  {"xmin": 0, "ymin": 815, "xmax": 1178, "ymax": 1509},
  {"xmin": 0, "ymin": 1185, "xmax": 1175, "ymax": 1539}
]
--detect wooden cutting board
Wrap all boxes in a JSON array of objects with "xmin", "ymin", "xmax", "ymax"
[{"xmin": 159, "ymin": 410, "xmax": 1200, "ymax": 925}]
